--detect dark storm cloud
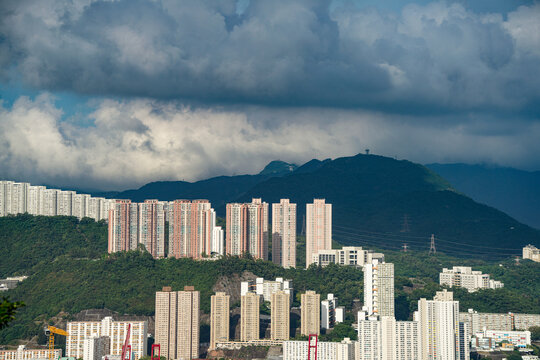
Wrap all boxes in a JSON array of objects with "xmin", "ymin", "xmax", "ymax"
[{"xmin": 1, "ymin": 0, "xmax": 539, "ymax": 115}]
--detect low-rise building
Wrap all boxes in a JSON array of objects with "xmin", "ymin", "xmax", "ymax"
[
  {"xmin": 440, "ymin": 266, "xmax": 503, "ymax": 292},
  {"xmin": 311, "ymin": 247, "xmax": 384, "ymax": 268},
  {"xmin": 460, "ymin": 309, "xmax": 540, "ymax": 333},
  {"xmin": 481, "ymin": 329, "xmax": 531, "ymax": 347},
  {"xmin": 523, "ymin": 245, "xmax": 540, "ymax": 262},
  {"xmin": 0, "ymin": 276, "xmax": 28, "ymax": 290},
  {"xmin": 0, "ymin": 345, "xmax": 61, "ymax": 360},
  {"xmin": 241, "ymin": 277, "xmax": 293, "ymax": 305},
  {"xmin": 283, "ymin": 338, "xmax": 355, "ymax": 360}
]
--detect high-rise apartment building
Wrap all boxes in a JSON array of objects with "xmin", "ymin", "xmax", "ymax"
[
  {"xmin": 305, "ymin": 199, "xmax": 332, "ymax": 268},
  {"xmin": 177, "ymin": 287, "xmax": 200, "ymax": 360},
  {"xmin": 66, "ymin": 317, "xmax": 147, "ymax": 360},
  {"xmin": 155, "ymin": 287, "xmax": 178, "ymax": 360},
  {"xmin": 364, "ymin": 260, "xmax": 394, "ymax": 318},
  {"xmin": 271, "ymin": 290, "xmax": 290, "ymax": 340},
  {"xmin": 416, "ymin": 290, "xmax": 465, "ymax": 360},
  {"xmin": 212, "ymin": 226, "xmax": 224, "ymax": 256},
  {"xmin": 241, "ymin": 292, "xmax": 260, "ymax": 341},
  {"xmin": 0, "ymin": 180, "xmax": 122, "ymax": 222},
  {"xmin": 27, "ymin": 185, "xmax": 45, "ymax": 216},
  {"xmin": 321, "ymin": 294, "xmax": 338, "ymax": 330},
  {"xmin": 56, "ymin": 190, "xmax": 74, "ymax": 216},
  {"xmin": 356, "ymin": 313, "xmax": 421, "ymax": 360},
  {"xmin": 155, "ymin": 286, "xmax": 200, "ymax": 360},
  {"xmin": 301, "ymin": 291, "xmax": 320, "ymax": 336},
  {"xmin": 108, "ymin": 200, "xmax": 139, "ymax": 253},
  {"xmin": 272, "ymin": 199, "xmax": 296, "ymax": 268},
  {"xmin": 226, "ymin": 199, "xmax": 268, "ymax": 260},
  {"xmin": 139, "ymin": 200, "xmax": 166, "ymax": 258},
  {"xmin": 168, "ymin": 200, "xmax": 216, "ymax": 259},
  {"xmin": 210, "ymin": 292, "xmax": 230, "ymax": 350}
]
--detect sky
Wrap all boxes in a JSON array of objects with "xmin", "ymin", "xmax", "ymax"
[{"xmin": 0, "ymin": 0, "xmax": 539, "ymax": 191}]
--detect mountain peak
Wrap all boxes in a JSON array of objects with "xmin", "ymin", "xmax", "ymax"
[{"xmin": 259, "ymin": 160, "xmax": 298, "ymax": 176}]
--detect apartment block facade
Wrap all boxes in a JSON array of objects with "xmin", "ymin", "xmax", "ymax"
[
  {"xmin": 283, "ymin": 339, "xmax": 355, "ymax": 360},
  {"xmin": 210, "ymin": 292, "xmax": 230, "ymax": 350},
  {"xmin": 155, "ymin": 286, "xmax": 200, "ymax": 360},
  {"xmin": 523, "ymin": 244, "xmax": 540, "ymax": 262},
  {"xmin": 226, "ymin": 199, "xmax": 269, "ymax": 260},
  {"xmin": 0, "ymin": 346, "xmax": 61, "ymax": 360},
  {"xmin": 66, "ymin": 317, "xmax": 147, "ymax": 360},
  {"xmin": 168, "ymin": 200, "xmax": 216, "ymax": 259},
  {"xmin": 364, "ymin": 260, "xmax": 394, "ymax": 318},
  {"xmin": 439, "ymin": 266, "xmax": 504, "ymax": 292},
  {"xmin": 415, "ymin": 290, "xmax": 469, "ymax": 360},
  {"xmin": 271, "ymin": 290, "xmax": 290, "ymax": 340},
  {"xmin": 272, "ymin": 199, "xmax": 297, "ymax": 268},
  {"xmin": 305, "ymin": 199, "xmax": 332, "ymax": 268},
  {"xmin": 0, "ymin": 180, "xmax": 115, "ymax": 221},
  {"xmin": 301, "ymin": 291, "xmax": 320, "ymax": 336},
  {"xmin": 241, "ymin": 292, "xmax": 260, "ymax": 341}
]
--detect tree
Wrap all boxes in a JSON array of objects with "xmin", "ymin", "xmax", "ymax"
[
  {"xmin": 530, "ymin": 326, "xmax": 540, "ymax": 341},
  {"xmin": 0, "ymin": 297, "xmax": 25, "ymax": 329},
  {"xmin": 506, "ymin": 352, "xmax": 523, "ymax": 360}
]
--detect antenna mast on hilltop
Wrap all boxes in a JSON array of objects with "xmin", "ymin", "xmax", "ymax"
[{"xmin": 429, "ymin": 234, "xmax": 436, "ymax": 255}]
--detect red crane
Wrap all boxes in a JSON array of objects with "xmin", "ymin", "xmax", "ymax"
[
  {"xmin": 121, "ymin": 324, "xmax": 131, "ymax": 360},
  {"xmin": 151, "ymin": 344, "xmax": 160, "ymax": 360},
  {"xmin": 307, "ymin": 334, "xmax": 318, "ymax": 360}
]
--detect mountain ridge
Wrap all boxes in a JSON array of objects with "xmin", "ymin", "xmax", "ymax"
[{"xmin": 427, "ymin": 163, "xmax": 540, "ymax": 229}]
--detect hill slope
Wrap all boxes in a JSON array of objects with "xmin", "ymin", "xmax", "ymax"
[
  {"xmin": 0, "ymin": 214, "xmax": 106, "ymax": 278},
  {"xmin": 427, "ymin": 163, "xmax": 540, "ymax": 230},
  {"xmin": 237, "ymin": 154, "xmax": 540, "ymax": 256}
]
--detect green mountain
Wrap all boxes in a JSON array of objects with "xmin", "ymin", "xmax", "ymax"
[
  {"xmin": 80, "ymin": 153, "xmax": 540, "ymax": 257},
  {"xmin": 236, "ymin": 154, "xmax": 540, "ymax": 256},
  {"xmin": 0, "ymin": 214, "xmax": 106, "ymax": 278},
  {"xmin": 427, "ymin": 163, "xmax": 540, "ymax": 230}
]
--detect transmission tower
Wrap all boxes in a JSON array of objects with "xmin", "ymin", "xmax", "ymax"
[
  {"xmin": 402, "ymin": 243, "xmax": 409, "ymax": 252},
  {"xmin": 429, "ymin": 234, "xmax": 436, "ymax": 255},
  {"xmin": 301, "ymin": 214, "xmax": 306, "ymax": 236},
  {"xmin": 400, "ymin": 214, "xmax": 411, "ymax": 233}
]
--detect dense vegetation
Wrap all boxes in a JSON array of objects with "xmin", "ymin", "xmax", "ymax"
[
  {"xmin": 1, "ymin": 214, "xmax": 539, "ymax": 346},
  {"xmin": 0, "ymin": 214, "xmax": 107, "ymax": 277}
]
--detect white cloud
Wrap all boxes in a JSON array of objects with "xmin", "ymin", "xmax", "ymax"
[{"xmin": 1, "ymin": 96, "xmax": 539, "ymax": 190}]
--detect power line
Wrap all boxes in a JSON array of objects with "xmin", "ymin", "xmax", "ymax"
[{"xmin": 332, "ymin": 224, "xmax": 522, "ymax": 252}]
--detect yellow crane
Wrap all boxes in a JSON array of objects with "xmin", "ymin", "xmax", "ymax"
[{"xmin": 44, "ymin": 326, "xmax": 69, "ymax": 360}]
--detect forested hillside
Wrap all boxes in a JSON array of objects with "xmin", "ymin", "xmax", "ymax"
[
  {"xmin": 1, "ymin": 215, "xmax": 539, "ymax": 346},
  {"xmin": 0, "ymin": 214, "xmax": 106, "ymax": 278}
]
